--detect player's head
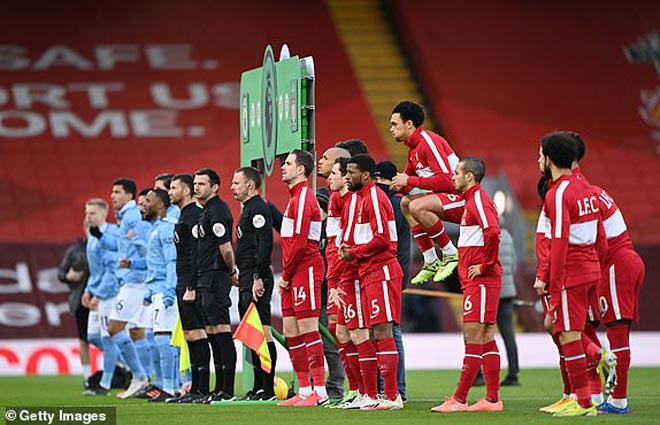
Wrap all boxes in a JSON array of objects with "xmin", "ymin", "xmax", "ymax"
[
  {"xmin": 169, "ymin": 174, "xmax": 194, "ymax": 207},
  {"xmin": 85, "ymin": 198, "xmax": 108, "ymax": 227},
  {"xmin": 231, "ymin": 166, "xmax": 261, "ymax": 203},
  {"xmin": 391, "ymin": 101, "xmax": 425, "ymax": 143},
  {"xmin": 453, "ymin": 156, "xmax": 485, "ymax": 193},
  {"xmin": 144, "ymin": 189, "xmax": 169, "ymax": 221},
  {"xmin": 318, "ymin": 147, "xmax": 350, "ymax": 178},
  {"xmin": 154, "ymin": 173, "xmax": 174, "ymax": 190},
  {"xmin": 346, "ymin": 154, "xmax": 376, "ymax": 192},
  {"xmin": 110, "ymin": 178, "xmax": 137, "ymax": 211},
  {"xmin": 194, "ymin": 168, "xmax": 220, "ymax": 203},
  {"xmin": 566, "ymin": 131, "xmax": 586, "ymax": 166},
  {"xmin": 335, "ymin": 139, "xmax": 368, "ymax": 156},
  {"xmin": 282, "ymin": 149, "xmax": 314, "ymax": 185},
  {"xmin": 540, "ymin": 132, "xmax": 577, "ymax": 172},
  {"xmin": 137, "ymin": 187, "xmax": 151, "ymax": 218},
  {"xmin": 374, "ymin": 160, "xmax": 398, "ymax": 185},
  {"xmin": 328, "ymin": 157, "xmax": 350, "ymax": 193}
]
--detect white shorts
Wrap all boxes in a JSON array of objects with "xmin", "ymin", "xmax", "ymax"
[
  {"xmin": 109, "ymin": 283, "xmax": 151, "ymax": 328},
  {"xmin": 151, "ymin": 293, "xmax": 179, "ymax": 333},
  {"xmin": 98, "ymin": 297, "xmax": 116, "ymax": 337},
  {"xmin": 87, "ymin": 309, "xmax": 101, "ymax": 336}
]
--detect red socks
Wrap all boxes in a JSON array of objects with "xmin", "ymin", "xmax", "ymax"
[
  {"xmin": 562, "ymin": 340, "xmax": 591, "ymax": 408},
  {"xmin": 376, "ymin": 337, "xmax": 399, "ymax": 400},
  {"xmin": 482, "ymin": 340, "xmax": 501, "ymax": 402},
  {"xmin": 287, "ymin": 335, "xmax": 311, "ymax": 388},
  {"xmin": 340, "ymin": 341, "xmax": 360, "ymax": 392},
  {"xmin": 582, "ymin": 328, "xmax": 603, "ymax": 396},
  {"xmin": 426, "ymin": 220, "xmax": 451, "ymax": 249},
  {"xmin": 302, "ymin": 331, "xmax": 326, "ymax": 387},
  {"xmin": 607, "ymin": 324, "xmax": 630, "ymax": 399},
  {"xmin": 356, "ymin": 340, "xmax": 378, "ymax": 398},
  {"xmin": 412, "ymin": 224, "xmax": 434, "ymax": 253},
  {"xmin": 454, "ymin": 343, "xmax": 483, "ymax": 404}
]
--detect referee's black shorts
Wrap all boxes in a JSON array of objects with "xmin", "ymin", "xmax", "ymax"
[
  {"xmin": 238, "ymin": 271, "xmax": 274, "ymax": 327},
  {"xmin": 198, "ymin": 271, "xmax": 232, "ymax": 326},
  {"xmin": 75, "ymin": 306, "xmax": 90, "ymax": 341},
  {"xmin": 176, "ymin": 286, "xmax": 207, "ymax": 331}
]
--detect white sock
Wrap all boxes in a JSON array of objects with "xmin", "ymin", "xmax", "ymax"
[
  {"xmin": 591, "ymin": 393, "xmax": 604, "ymax": 404},
  {"xmin": 422, "ymin": 249, "xmax": 438, "ymax": 264},
  {"xmin": 440, "ymin": 242, "xmax": 458, "ymax": 256},
  {"xmin": 315, "ymin": 386, "xmax": 328, "ymax": 398},
  {"xmin": 299, "ymin": 386, "xmax": 313, "ymax": 397},
  {"xmin": 609, "ymin": 397, "xmax": 628, "ymax": 408},
  {"xmin": 569, "ymin": 393, "xmax": 577, "ymax": 400},
  {"xmin": 82, "ymin": 364, "xmax": 92, "ymax": 379}
]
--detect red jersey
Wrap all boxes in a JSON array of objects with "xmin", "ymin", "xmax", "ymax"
[
  {"xmin": 457, "ymin": 184, "xmax": 502, "ymax": 287},
  {"xmin": 348, "ymin": 181, "xmax": 399, "ymax": 280},
  {"xmin": 544, "ymin": 174, "xmax": 602, "ymax": 289},
  {"xmin": 339, "ymin": 191, "xmax": 360, "ymax": 280},
  {"xmin": 326, "ymin": 191, "xmax": 348, "ymax": 281},
  {"xmin": 403, "ymin": 126, "xmax": 459, "ymax": 193},
  {"xmin": 535, "ymin": 206, "xmax": 551, "ymax": 283},
  {"xmin": 281, "ymin": 181, "xmax": 323, "ymax": 282},
  {"xmin": 593, "ymin": 186, "xmax": 634, "ymax": 263}
]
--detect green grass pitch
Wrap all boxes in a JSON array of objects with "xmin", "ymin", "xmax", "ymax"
[{"xmin": 2, "ymin": 368, "xmax": 660, "ymax": 424}]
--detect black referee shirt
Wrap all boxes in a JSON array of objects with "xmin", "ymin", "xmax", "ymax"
[
  {"xmin": 235, "ymin": 195, "xmax": 273, "ymax": 283},
  {"xmin": 196, "ymin": 195, "xmax": 233, "ymax": 274},
  {"xmin": 174, "ymin": 202, "xmax": 202, "ymax": 290}
]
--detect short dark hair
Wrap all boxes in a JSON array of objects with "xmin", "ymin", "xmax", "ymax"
[
  {"xmin": 155, "ymin": 173, "xmax": 174, "ymax": 189},
  {"xmin": 236, "ymin": 166, "xmax": 262, "ymax": 189},
  {"xmin": 347, "ymin": 154, "xmax": 376, "ymax": 176},
  {"xmin": 195, "ymin": 168, "xmax": 220, "ymax": 186},
  {"xmin": 392, "ymin": 100, "xmax": 425, "ymax": 127},
  {"xmin": 335, "ymin": 156, "xmax": 350, "ymax": 175},
  {"xmin": 112, "ymin": 178, "xmax": 137, "ymax": 199},
  {"xmin": 290, "ymin": 149, "xmax": 314, "ymax": 178},
  {"xmin": 172, "ymin": 174, "xmax": 194, "ymax": 195},
  {"xmin": 569, "ymin": 131, "xmax": 586, "ymax": 162},
  {"xmin": 541, "ymin": 132, "xmax": 577, "ymax": 169},
  {"xmin": 336, "ymin": 139, "xmax": 368, "ymax": 156},
  {"xmin": 150, "ymin": 188, "xmax": 170, "ymax": 208},
  {"xmin": 460, "ymin": 156, "xmax": 486, "ymax": 183},
  {"xmin": 138, "ymin": 188, "xmax": 151, "ymax": 197}
]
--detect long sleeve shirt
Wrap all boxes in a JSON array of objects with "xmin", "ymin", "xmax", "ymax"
[
  {"xmin": 57, "ymin": 238, "xmax": 89, "ymax": 313},
  {"xmin": 235, "ymin": 194, "xmax": 273, "ymax": 281},
  {"xmin": 145, "ymin": 216, "xmax": 178, "ymax": 294},
  {"xmin": 592, "ymin": 185, "xmax": 635, "ymax": 264},
  {"xmin": 175, "ymin": 202, "xmax": 202, "ymax": 290},
  {"xmin": 535, "ymin": 206, "xmax": 551, "ymax": 283},
  {"xmin": 457, "ymin": 184, "xmax": 502, "ymax": 287},
  {"xmin": 339, "ymin": 191, "xmax": 360, "ymax": 281},
  {"xmin": 326, "ymin": 191, "xmax": 348, "ymax": 282},
  {"xmin": 281, "ymin": 181, "xmax": 323, "ymax": 282},
  {"xmin": 86, "ymin": 222, "xmax": 120, "ymax": 300},
  {"xmin": 403, "ymin": 126, "xmax": 460, "ymax": 193}
]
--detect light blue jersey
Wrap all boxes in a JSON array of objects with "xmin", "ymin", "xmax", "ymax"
[
  {"xmin": 145, "ymin": 216, "xmax": 177, "ymax": 294},
  {"xmin": 85, "ymin": 222, "xmax": 120, "ymax": 300},
  {"xmin": 167, "ymin": 204, "xmax": 180, "ymax": 221}
]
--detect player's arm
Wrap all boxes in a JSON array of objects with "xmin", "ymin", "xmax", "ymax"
[
  {"xmin": 161, "ymin": 227, "xmax": 178, "ymax": 290},
  {"xmin": 126, "ymin": 220, "xmax": 150, "ymax": 270},
  {"xmin": 406, "ymin": 144, "xmax": 455, "ymax": 192},
  {"xmin": 595, "ymin": 216, "xmax": 608, "ymax": 269},
  {"xmin": 476, "ymin": 195, "xmax": 501, "ymax": 275},
  {"xmin": 349, "ymin": 200, "xmax": 390, "ymax": 260},
  {"xmin": 548, "ymin": 193, "xmax": 569, "ymax": 290},
  {"xmin": 282, "ymin": 198, "xmax": 314, "ymax": 282},
  {"xmin": 535, "ymin": 209, "xmax": 551, "ymax": 283},
  {"xmin": 99, "ymin": 224, "xmax": 119, "ymax": 252},
  {"xmin": 254, "ymin": 205, "xmax": 274, "ymax": 279}
]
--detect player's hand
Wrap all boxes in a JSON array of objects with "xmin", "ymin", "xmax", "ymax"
[
  {"xmin": 183, "ymin": 288, "xmax": 196, "ymax": 303},
  {"xmin": 126, "ymin": 229, "xmax": 136, "ymax": 240},
  {"xmin": 328, "ymin": 287, "xmax": 347, "ymax": 309},
  {"xmin": 252, "ymin": 278, "xmax": 265, "ymax": 301},
  {"xmin": 338, "ymin": 244, "xmax": 353, "ymax": 261},
  {"xmin": 81, "ymin": 292, "xmax": 92, "ymax": 308},
  {"xmin": 163, "ymin": 288, "xmax": 176, "ymax": 308},
  {"xmin": 277, "ymin": 278, "xmax": 289, "ymax": 296},
  {"xmin": 89, "ymin": 296, "xmax": 100, "ymax": 311},
  {"xmin": 467, "ymin": 264, "xmax": 482, "ymax": 279},
  {"xmin": 534, "ymin": 278, "xmax": 548, "ymax": 296},
  {"xmin": 390, "ymin": 172, "xmax": 408, "ymax": 192},
  {"xmin": 66, "ymin": 268, "xmax": 85, "ymax": 282},
  {"xmin": 118, "ymin": 258, "xmax": 131, "ymax": 268},
  {"xmin": 143, "ymin": 288, "xmax": 154, "ymax": 306},
  {"xmin": 89, "ymin": 225, "xmax": 103, "ymax": 239}
]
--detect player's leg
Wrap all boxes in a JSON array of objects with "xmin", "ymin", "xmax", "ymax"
[
  {"xmin": 496, "ymin": 298, "xmax": 519, "ymax": 386},
  {"xmin": 402, "ymin": 195, "xmax": 439, "ymax": 284},
  {"xmin": 150, "ymin": 293, "xmax": 179, "ymax": 400},
  {"xmin": 205, "ymin": 273, "xmax": 236, "ymax": 401}
]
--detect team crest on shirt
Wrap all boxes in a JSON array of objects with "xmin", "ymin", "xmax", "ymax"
[
  {"xmin": 237, "ymin": 226, "xmax": 243, "ymax": 239},
  {"xmin": 212, "ymin": 223, "xmax": 226, "ymax": 237},
  {"xmin": 253, "ymin": 214, "xmax": 266, "ymax": 229}
]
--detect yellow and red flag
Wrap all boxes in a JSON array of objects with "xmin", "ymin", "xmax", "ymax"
[{"xmin": 233, "ymin": 303, "xmax": 272, "ymax": 373}]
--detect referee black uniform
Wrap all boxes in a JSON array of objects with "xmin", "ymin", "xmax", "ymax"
[
  {"xmin": 236, "ymin": 194, "xmax": 277, "ymax": 399},
  {"xmin": 196, "ymin": 194, "xmax": 236, "ymax": 399},
  {"xmin": 174, "ymin": 201, "xmax": 210, "ymax": 399}
]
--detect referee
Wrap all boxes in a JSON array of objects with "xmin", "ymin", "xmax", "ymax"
[
  {"xmin": 193, "ymin": 168, "xmax": 238, "ymax": 402},
  {"xmin": 230, "ymin": 167, "xmax": 277, "ymax": 401}
]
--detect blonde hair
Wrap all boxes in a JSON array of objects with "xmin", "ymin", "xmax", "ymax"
[{"xmin": 86, "ymin": 198, "xmax": 108, "ymax": 210}]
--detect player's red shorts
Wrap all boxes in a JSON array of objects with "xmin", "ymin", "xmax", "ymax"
[
  {"xmin": 361, "ymin": 261, "xmax": 403, "ymax": 327},
  {"xmin": 462, "ymin": 283, "xmax": 500, "ymax": 324},
  {"xmin": 587, "ymin": 280, "xmax": 600, "ymax": 324},
  {"xmin": 435, "ymin": 192, "xmax": 466, "ymax": 224},
  {"xmin": 326, "ymin": 276, "xmax": 340, "ymax": 316},
  {"xmin": 598, "ymin": 251, "xmax": 644, "ymax": 324},
  {"xmin": 281, "ymin": 259, "xmax": 324, "ymax": 319},
  {"xmin": 540, "ymin": 293, "xmax": 552, "ymax": 315},
  {"xmin": 549, "ymin": 282, "xmax": 595, "ymax": 333},
  {"xmin": 337, "ymin": 277, "xmax": 366, "ymax": 330}
]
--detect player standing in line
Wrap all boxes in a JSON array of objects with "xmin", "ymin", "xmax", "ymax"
[
  {"xmin": 431, "ymin": 157, "xmax": 503, "ymax": 413},
  {"xmin": 142, "ymin": 189, "xmax": 179, "ymax": 401},
  {"xmin": 194, "ymin": 168, "xmax": 238, "ymax": 402},
  {"xmin": 168, "ymin": 174, "xmax": 210, "ymax": 403},
  {"xmin": 533, "ymin": 134, "xmax": 602, "ymax": 417},
  {"xmin": 91, "ymin": 178, "xmax": 152, "ymax": 399},
  {"xmin": 82, "ymin": 199, "xmax": 121, "ymax": 396},
  {"xmin": 155, "ymin": 173, "xmax": 181, "ymax": 220},
  {"xmin": 230, "ymin": 166, "xmax": 278, "ymax": 401},
  {"xmin": 388, "ymin": 101, "xmax": 463, "ymax": 284},
  {"xmin": 339, "ymin": 154, "xmax": 404, "ymax": 410},
  {"xmin": 276, "ymin": 149, "xmax": 329, "ymax": 407}
]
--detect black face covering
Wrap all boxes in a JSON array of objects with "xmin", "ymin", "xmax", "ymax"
[{"xmin": 537, "ymin": 174, "xmax": 550, "ymax": 201}]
